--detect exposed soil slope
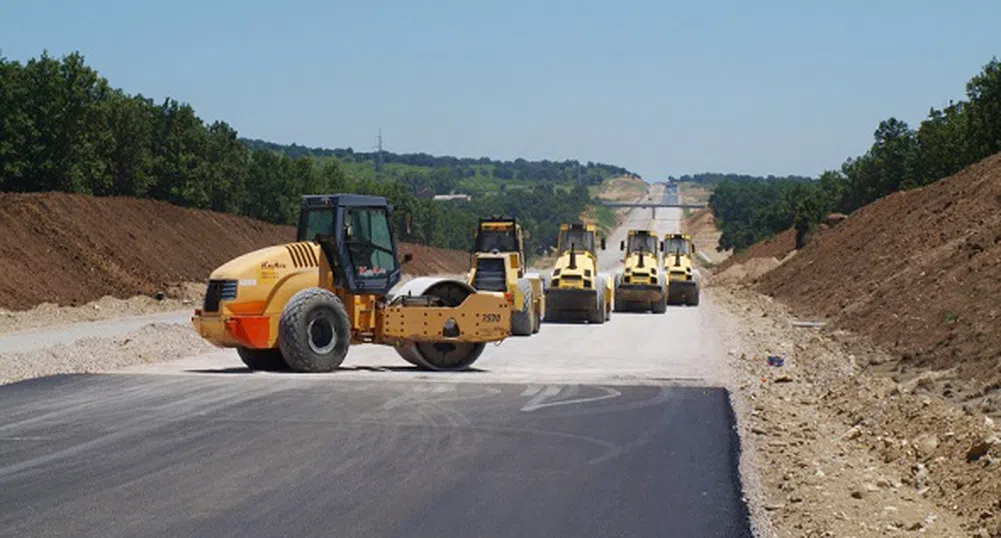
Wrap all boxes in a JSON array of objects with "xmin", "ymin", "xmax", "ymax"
[
  {"xmin": 0, "ymin": 192, "xmax": 469, "ymax": 311},
  {"xmin": 591, "ymin": 175, "xmax": 647, "ymax": 202},
  {"xmin": 683, "ymin": 208, "xmax": 732, "ymax": 266},
  {"xmin": 717, "ymin": 228, "xmax": 796, "ymax": 272},
  {"xmin": 759, "ymin": 152, "xmax": 1001, "ymax": 400}
]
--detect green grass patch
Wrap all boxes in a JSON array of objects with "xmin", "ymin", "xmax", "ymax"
[{"xmin": 594, "ymin": 204, "xmax": 618, "ymax": 236}]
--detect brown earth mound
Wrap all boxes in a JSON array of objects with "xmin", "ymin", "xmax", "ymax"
[
  {"xmin": 683, "ymin": 208, "xmax": 731, "ymax": 266},
  {"xmin": 759, "ymin": 152, "xmax": 1001, "ymax": 405},
  {"xmin": 716, "ymin": 227, "xmax": 796, "ymax": 272},
  {"xmin": 0, "ymin": 192, "xmax": 469, "ymax": 311}
]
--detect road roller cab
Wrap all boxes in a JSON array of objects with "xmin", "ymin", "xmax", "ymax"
[
  {"xmin": 466, "ymin": 216, "xmax": 544, "ymax": 336},
  {"xmin": 191, "ymin": 194, "xmax": 512, "ymax": 372}
]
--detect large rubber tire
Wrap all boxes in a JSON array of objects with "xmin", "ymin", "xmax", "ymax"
[
  {"xmin": 237, "ymin": 347, "xmax": 289, "ymax": 371},
  {"xmin": 689, "ymin": 288, "xmax": 701, "ymax": 307},
  {"xmin": 651, "ymin": 290, "xmax": 667, "ymax": 314},
  {"xmin": 601, "ymin": 276, "xmax": 611, "ymax": 322},
  {"xmin": 278, "ymin": 288, "xmax": 352, "ymax": 373},
  {"xmin": 511, "ymin": 279, "xmax": 534, "ymax": 336},
  {"xmin": 612, "ymin": 274, "xmax": 625, "ymax": 313},
  {"xmin": 589, "ymin": 285, "xmax": 606, "ymax": 325}
]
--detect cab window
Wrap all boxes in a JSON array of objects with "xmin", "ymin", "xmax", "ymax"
[{"xmin": 344, "ymin": 207, "xmax": 398, "ymax": 279}]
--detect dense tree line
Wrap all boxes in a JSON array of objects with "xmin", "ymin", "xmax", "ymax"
[
  {"xmin": 242, "ymin": 138, "xmax": 636, "ymax": 187},
  {"xmin": 0, "ymin": 51, "xmax": 605, "ymax": 256},
  {"xmin": 709, "ymin": 57, "xmax": 1001, "ymax": 252}
]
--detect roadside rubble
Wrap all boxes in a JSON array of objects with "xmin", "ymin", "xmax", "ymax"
[
  {"xmin": 0, "ymin": 323, "xmax": 216, "ymax": 385},
  {"xmin": 0, "ymin": 283, "xmax": 205, "ymax": 335},
  {"xmin": 712, "ymin": 282, "xmax": 1000, "ymax": 537}
]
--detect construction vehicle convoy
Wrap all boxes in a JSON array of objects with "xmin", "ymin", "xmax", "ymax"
[
  {"xmin": 613, "ymin": 229, "xmax": 668, "ymax": 313},
  {"xmin": 663, "ymin": 233, "xmax": 700, "ymax": 306},
  {"xmin": 466, "ymin": 216, "xmax": 544, "ymax": 336},
  {"xmin": 543, "ymin": 223, "xmax": 613, "ymax": 323},
  {"xmin": 191, "ymin": 194, "xmax": 512, "ymax": 372}
]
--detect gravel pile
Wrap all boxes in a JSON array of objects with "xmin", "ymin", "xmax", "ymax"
[
  {"xmin": 0, "ymin": 283, "xmax": 205, "ymax": 334},
  {"xmin": 0, "ymin": 323, "xmax": 216, "ymax": 386},
  {"xmin": 712, "ymin": 283, "xmax": 999, "ymax": 537}
]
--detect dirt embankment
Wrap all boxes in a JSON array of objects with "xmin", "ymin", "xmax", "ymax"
[
  {"xmin": 759, "ymin": 152, "xmax": 1001, "ymax": 415},
  {"xmin": 683, "ymin": 207, "xmax": 732, "ymax": 266},
  {"xmin": 717, "ymin": 228, "xmax": 797, "ymax": 273},
  {"xmin": 714, "ymin": 286, "xmax": 998, "ymax": 537},
  {"xmin": 591, "ymin": 175, "xmax": 647, "ymax": 202},
  {"xmin": 687, "ymin": 155, "xmax": 1001, "ymax": 535},
  {"xmin": 679, "ymin": 182, "xmax": 713, "ymax": 206},
  {"xmin": 0, "ymin": 192, "xmax": 470, "ymax": 312}
]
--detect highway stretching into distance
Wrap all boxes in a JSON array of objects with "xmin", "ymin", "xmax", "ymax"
[{"xmin": 0, "ymin": 184, "xmax": 753, "ymax": 537}]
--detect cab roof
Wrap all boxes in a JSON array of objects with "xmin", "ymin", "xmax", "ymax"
[
  {"xmin": 478, "ymin": 215, "xmax": 518, "ymax": 224},
  {"xmin": 301, "ymin": 194, "xmax": 390, "ymax": 210},
  {"xmin": 561, "ymin": 222, "xmax": 598, "ymax": 232},
  {"xmin": 628, "ymin": 229, "xmax": 658, "ymax": 237}
]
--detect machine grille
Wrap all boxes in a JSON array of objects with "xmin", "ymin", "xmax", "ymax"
[
  {"xmin": 285, "ymin": 243, "xmax": 318, "ymax": 268},
  {"xmin": 203, "ymin": 279, "xmax": 238, "ymax": 312},
  {"xmin": 472, "ymin": 258, "xmax": 507, "ymax": 292}
]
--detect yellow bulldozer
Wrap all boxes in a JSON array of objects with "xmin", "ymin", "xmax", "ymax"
[
  {"xmin": 191, "ymin": 194, "xmax": 512, "ymax": 372},
  {"xmin": 613, "ymin": 229, "xmax": 667, "ymax": 313},
  {"xmin": 466, "ymin": 216, "xmax": 544, "ymax": 336},
  {"xmin": 543, "ymin": 222, "xmax": 613, "ymax": 323},
  {"xmin": 663, "ymin": 233, "xmax": 700, "ymax": 306}
]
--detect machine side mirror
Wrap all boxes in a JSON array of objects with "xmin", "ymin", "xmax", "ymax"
[
  {"xmin": 600, "ymin": 238, "xmax": 606, "ymax": 250},
  {"xmin": 659, "ymin": 241, "xmax": 665, "ymax": 252},
  {"xmin": 402, "ymin": 253, "xmax": 414, "ymax": 265},
  {"xmin": 619, "ymin": 240, "xmax": 625, "ymax": 251},
  {"xmin": 691, "ymin": 243, "xmax": 696, "ymax": 253}
]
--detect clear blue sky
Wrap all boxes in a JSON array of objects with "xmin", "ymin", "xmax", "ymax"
[{"xmin": 2, "ymin": 0, "xmax": 999, "ymax": 180}]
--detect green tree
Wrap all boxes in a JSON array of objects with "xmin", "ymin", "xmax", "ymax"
[
  {"xmin": 102, "ymin": 93, "xmax": 155, "ymax": 196},
  {"xmin": 964, "ymin": 58, "xmax": 1001, "ymax": 160}
]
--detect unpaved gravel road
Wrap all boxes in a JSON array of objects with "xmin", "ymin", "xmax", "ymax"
[{"xmin": 125, "ymin": 185, "xmax": 728, "ymax": 387}]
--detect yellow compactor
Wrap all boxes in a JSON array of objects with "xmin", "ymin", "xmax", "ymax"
[
  {"xmin": 466, "ymin": 216, "xmax": 544, "ymax": 336},
  {"xmin": 543, "ymin": 223, "xmax": 613, "ymax": 323},
  {"xmin": 663, "ymin": 233, "xmax": 700, "ymax": 306},
  {"xmin": 613, "ymin": 229, "xmax": 668, "ymax": 313},
  {"xmin": 191, "ymin": 194, "xmax": 512, "ymax": 372}
]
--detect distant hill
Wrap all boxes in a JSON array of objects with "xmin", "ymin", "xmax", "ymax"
[
  {"xmin": 668, "ymin": 172, "xmax": 813, "ymax": 185},
  {"xmin": 240, "ymin": 138, "xmax": 639, "ymax": 194}
]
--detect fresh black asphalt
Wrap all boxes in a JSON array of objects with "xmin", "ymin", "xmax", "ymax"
[{"xmin": 0, "ymin": 374, "xmax": 752, "ymax": 537}]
